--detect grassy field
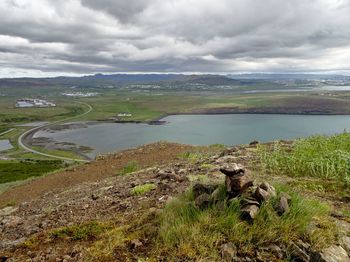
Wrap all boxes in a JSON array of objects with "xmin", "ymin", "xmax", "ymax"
[
  {"xmin": 2, "ymin": 87, "xmax": 350, "ymax": 124},
  {"xmin": 258, "ymin": 133, "xmax": 350, "ymax": 199},
  {"xmin": 0, "ymin": 159, "xmax": 65, "ymax": 184}
]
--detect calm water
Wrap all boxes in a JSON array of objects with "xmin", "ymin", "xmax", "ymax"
[
  {"xmin": 34, "ymin": 114, "xmax": 350, "ymax": 157},
  {"xmin": 0, "ymin": 140, "xmax": 13, "ymax": 152}
]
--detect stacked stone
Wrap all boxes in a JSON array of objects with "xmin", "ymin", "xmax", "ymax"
[{"xmin": 220, "ymin": 163, "xmax": 290, "ymax": 220}]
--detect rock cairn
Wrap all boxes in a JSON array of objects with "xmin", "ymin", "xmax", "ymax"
[{"xmin": 194, "ymin": 163, "xmax": 290, "ymax": 220}]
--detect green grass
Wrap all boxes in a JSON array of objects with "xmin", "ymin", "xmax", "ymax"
[
  {"xmin": 118, "ymin": 161, "xmax": 139, "ymax": 176},
  {"xmin": 51, "ymin": 221, "xmax": 107, "ymax": 241},
  {"xmin": 179, "ymin": 151, "xmax": 204, "ymax": 162},
  {"xmin": 131, "ymin": 183, "xmax": 156, "ymax": 195},
  {"xmin": 257, "ymin": 133, "xmax": 350, "ymax": 184},
  {"xmin": 30, "ymin": 146, "xmax": 84, "ymax": 160},
  {"xmin": 0, "ymin": 159, "xmax": 65, "ymax": 183},
  {"xmin": 157, "ymin": 185, "xmax": 336, "ymax": 260}
]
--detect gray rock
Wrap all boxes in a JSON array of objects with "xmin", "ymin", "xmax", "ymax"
[
  {"xmin": 290, "ymin": 242, "xmax": 310, "ymax": 262},
  {"xmin": 259, "ymin": 182, "xmax": 277, "ymax": 198},
  {"xmin": 221, "ymin": 242, "xmax": 238, "ymax": 261},
  {"xmin": 195, "ymin": 193, "xmax": 212, "ymax": 209},
  {"xmin": 241, "ymin": 204, "xmax": 259, "ymax": 220},
  {"xmin": 2, "ymin": 216, "xmax": 23, "ymax": 227},
  {"xmin": 225, "ymin": 173, "xmax": 253, "ymax": 197},
  {"xmin": 255, "ymin": 187, "xmax": 270, "ymax": 202},
  {"xmin": 216, "ymin": 155, "xmax": 237, "ymax": 164},
  {"xmin": 277, "ymin": 196, "xmax": 290, "ymax": 215},
  {"xmin": 0, "ymin": 206, "xmax": 18, "ymax": 217},
  {"xmin": 313, "ymin": 245, "xmax": 350, "ymax": 262},
  {"xmin": 220, "ymin": 163, "xmax": 245, "ymax": 177},
  {"xmin": 241, "ymin": 198, "xmax": 260, "ymax": 207},
  {"xmin": 129, "ymin": 239, "xmax": 143, "ymax": 250},
  {"xmin": 342, "ymin": 236, "xmax": 350, "ymax": 256}
]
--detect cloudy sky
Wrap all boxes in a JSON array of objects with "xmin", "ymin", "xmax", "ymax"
[{"xmin": 1, "ymin": 0, "xmax": 350, "ymax": 77}]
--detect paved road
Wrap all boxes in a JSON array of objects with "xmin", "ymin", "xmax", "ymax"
[
  {"xmin": 18, "ymin": 102, "xmax": 92, "ymax": 162},
  {"xmin": 0, "ymin": 128, "xmax": 15, "ymax": 136}
]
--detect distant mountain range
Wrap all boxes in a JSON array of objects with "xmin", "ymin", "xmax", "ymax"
[{"xmin": 1, "ymin": 73, "xmax": 350, "ymax": 89}]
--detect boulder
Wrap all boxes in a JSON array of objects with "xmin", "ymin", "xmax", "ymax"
[
  {"xmin": 195, "ymin": 193, "xmax": 212, "ymax": 209},
  {"xmin": 341, "ymin": 236, "xmax": 350, "ymax": 256},
  {"xmin": 259, "ymin": 182, "xmax": 276, "ymax": 198},
  {"xmin": 225, "ymin": 174, "xmax": 253, "ymax": 197},
  {"xmin": 277, "ymin": 196, "xmax": 290, "ymax": 215},
  {"xmin": 220, "ymin": 163, "xmax": 245, "ymax": 177},
  {"xmin": 312, "ymin": 245, "xmax": 350, "ymax": 262},
  {"xmin": 221, "ymin": 242, "xmax": 238, "ymax": 261},
  {"xmin": 241, "ymin": 204, "xmax": 259, "ymax": 220},
  {"xmin": 255, "ymin": 187, "xmax": 270, "ymax": 202},
  {"xmin": 249, "ymin": 140, "xmax": 259, "ymax": 146}
]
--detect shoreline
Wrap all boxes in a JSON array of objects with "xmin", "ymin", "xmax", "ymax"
[{"xmin": 20, "ymin": 108, "xmax": 350, "ymax": 160}]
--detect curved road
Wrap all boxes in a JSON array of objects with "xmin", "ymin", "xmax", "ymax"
[{"xmin": 18, "ymin": 101, "xmax": 93, "ymax": 162}]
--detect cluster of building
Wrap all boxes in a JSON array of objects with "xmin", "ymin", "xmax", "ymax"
[
  {"xmin": 117, "ymin": 112, "xmax": 132, "ymax": 117},
  {"xmin": 16, "ymin": 98, "xmax": 56, "ymax": 108},
  {"xmin": 61, "ymin": 92, "xmax": 99, "ymax": 97}
]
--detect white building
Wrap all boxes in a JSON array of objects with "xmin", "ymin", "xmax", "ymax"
[
  {"xmin": 117, "ymin": 113, "xmax": 132, "ymax": 117},
  {"xmin": 16, "ymin": 99, "xmax": 56, "ymax": 108}
]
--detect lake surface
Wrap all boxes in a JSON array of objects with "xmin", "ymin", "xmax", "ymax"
[
  {"xmin": 0, "ymin": 140, "xmax": 13, "ymax": 152},
  {"xmin": 34, "ymin": 114, "xmax": 350, "ymax": 158}
]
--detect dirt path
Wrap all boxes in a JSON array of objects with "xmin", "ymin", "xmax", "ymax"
[{"xmin": 0, "ymin": 142, "xmax": 193, "ymax": 207}]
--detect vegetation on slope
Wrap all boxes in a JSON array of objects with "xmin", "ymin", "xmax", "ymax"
[
  {"xmin": 258, "ymin": 133, "xmax": 350, "ymax": 182},
  {"xmin": 0, "ymin": 159, "xmax": 65, "ymax": 184},
  {"xmin": 157, "ymin": 185, "xmax": 335, "ymax": 260}
]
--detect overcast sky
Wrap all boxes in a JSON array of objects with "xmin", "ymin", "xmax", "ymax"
[{"xmin": 1, "ymin": 0, "xmax": 350, "ymax": 77}]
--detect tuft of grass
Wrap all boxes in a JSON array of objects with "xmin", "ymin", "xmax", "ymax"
[
  {"xmin": 87, "ymin": 226, "xmax": 127, "ymax": 261},
  {"xmin": 117, "ymin": 161, "xmax": 139, "ymax": 176},
  {"xmin": 200, "ymin": 163, "xmax": 216, "ymax": 170},
  {"xmin": 157, "ymin": 184, "xmax": 336, "ymax": 260},
  {"xmin": 258, "ymin": 133, "xmax": 350, "ymax": 184},
  {"xmin": 5, "ymin": 200, "xmax": 16, "ymax": 207},
  {"xmin": 209, "ymin": 144, "xmax": 226, "ymax": 149},
  {"xmin": 51, "ymin": 221, "xmax": 107, "ymax": 241},
  {"xmin": 179, "ymin": 151, "xmax": 204, "ymax": 162},
  {"xmin": 131, "ymin": 183, "xmax": 156, "ymax": 196}
]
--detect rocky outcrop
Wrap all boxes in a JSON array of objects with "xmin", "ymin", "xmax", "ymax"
[{"xmin": 220, "ymin": 164, "xmax": 282, "ymax": 221}]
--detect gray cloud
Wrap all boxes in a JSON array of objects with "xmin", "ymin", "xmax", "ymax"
[{"xmin": 0, "ymin": 0, "xmax": 350, "ymax": 77}]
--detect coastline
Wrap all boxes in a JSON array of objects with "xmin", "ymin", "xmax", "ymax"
[{"xmin": 20, "ymin": 108, "xmax": 350, "ymax": 161}]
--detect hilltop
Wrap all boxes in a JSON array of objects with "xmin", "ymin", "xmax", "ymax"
[{"xmin": 1, "ymin": 135, "xmax": 350, "ymax": 261}]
